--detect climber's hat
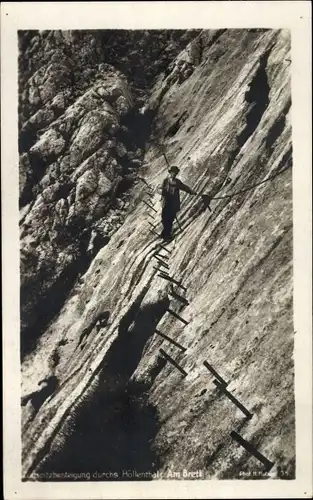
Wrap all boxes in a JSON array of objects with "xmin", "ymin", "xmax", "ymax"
[{"xmin": 169, "ymin": 165, "xmax": 180, "ymax": 175}]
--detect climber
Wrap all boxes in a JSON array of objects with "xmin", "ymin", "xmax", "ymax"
[{"xmin": 160, "ymin": 166, "xmax": 197, "ymax": 241}]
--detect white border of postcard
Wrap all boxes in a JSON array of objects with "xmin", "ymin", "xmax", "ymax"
[{"xmin": 1, "ymin": 1, "xmax": 312, "ymax": 499}]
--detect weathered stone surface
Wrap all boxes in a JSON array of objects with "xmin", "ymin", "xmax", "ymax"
[{"xmin": 20, "ymin": 29, "xmax": 294, "ymax": 481}]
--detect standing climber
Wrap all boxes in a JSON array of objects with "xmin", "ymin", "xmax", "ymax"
[{"xmin": 160, "ymin": 166, "xmax": 197, "ymax": 241}]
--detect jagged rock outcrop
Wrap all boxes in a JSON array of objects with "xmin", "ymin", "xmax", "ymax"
[{"xmin": 21, "ymin": 29, "xmax": 294, "ymax": 480}]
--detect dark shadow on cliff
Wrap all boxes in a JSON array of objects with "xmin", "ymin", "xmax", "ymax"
[
  {"xmin": 203, "ymin": 416, "xmax": 251, "ymax": 472},
  {"xmin": 34, "ymin": 295, "xmax": 169, "ymax": 480},
  {"xmin": 20, "ymin": 100, "xmax": 157, "ymax": 360}
]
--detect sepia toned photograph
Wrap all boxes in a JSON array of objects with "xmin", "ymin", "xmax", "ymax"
[
  {"xmin": 2, "ymin": 2, "xmax": 312, "ymax": 500},
  {"xmin": 19, "ymin": 26, "xmax": 294, "ymax": 482}
]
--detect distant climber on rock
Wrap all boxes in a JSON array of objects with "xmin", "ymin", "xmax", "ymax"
[{"xmin": 160, "ymin": 166, "xmax": 197, "ymax": 241}]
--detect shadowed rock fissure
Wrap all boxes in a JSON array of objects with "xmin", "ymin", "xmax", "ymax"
[
  {"xmin": 33, "ymin": 295, "xmax": 170, "ymax": 479},
  {"xmin": 22, "ymin": 376, "xmax": 58, "ymax": 414},
  {"xmin": 20, "ymin": 29, "xmax": 294, "ymax": 481},
  {"xmin": 21, "ymin": 230, "xmax": 93, "ymax": 357}
]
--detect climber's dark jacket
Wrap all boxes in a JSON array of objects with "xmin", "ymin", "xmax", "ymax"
[{"xmin": 161, "ymin": 177, "xmax": 194, "ymax": 213}]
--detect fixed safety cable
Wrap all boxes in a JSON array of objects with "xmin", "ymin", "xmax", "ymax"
[{"xmin": 209, "ymin": 163, "xmax": 292, "ymax": 201}]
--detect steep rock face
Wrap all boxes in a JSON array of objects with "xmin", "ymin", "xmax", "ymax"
[
  {"xmin": 21, "ymin": 29, "xmax": 294, "ymax": 480},
  {"xmin": 20, "ymin": 67, "xmax": 136, "ymax": 355},
  {"xmin": 19, "ymin": 30, "xmax": 200, "ymax": 356}
]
